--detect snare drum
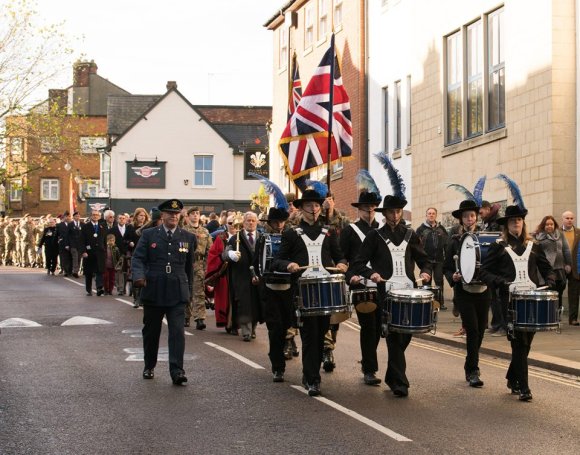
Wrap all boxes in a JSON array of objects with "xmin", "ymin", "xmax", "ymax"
[
  {"xmin": 298, "ymin": 274, "xmax": 348, "ymax": 317},
  {"xmin": 477, "ymin": 232, "xmax": 500, "ymax": 263},
  {"xmin": 419, "ymin": 285, "xmax": 441, "ymax": 309},
  {"xmin": 510, "ymin": 290, "xmax": 559, "ymax": 332},
  {"xmin": 261, "ymin": 233, "xmax": 282, "ymax": 274},
  {"xmin": 386, "ymin": 289, "xmax": 434, "ymax": 334},
  {"xmin": 349, "ymin": 287, "xmax": 378, "ymax": 313}
]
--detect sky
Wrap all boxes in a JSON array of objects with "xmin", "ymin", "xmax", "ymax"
[{"xmin": 31, "ymin": 0, "xmax": 276, "ymax": 106}]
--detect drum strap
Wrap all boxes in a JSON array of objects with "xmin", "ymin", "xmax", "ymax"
[
  {"xmin": 296, "ymin": 227, "xmax": 330, "ymax": 278},
  {"xmin": 382, "ymin": 229, "xmax": 413, "ymax": 290},
  {"xmin": 505, "ymin": 241, "xmax": 536, "ymax": 291},
  {"xmin": 350, "ymin": 224, "xmax": 374, "ymax": 276}
]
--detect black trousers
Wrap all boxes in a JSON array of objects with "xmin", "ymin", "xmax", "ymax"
[
  {"xmin": 455, "ymin": 286, "xmax": 491, "ymax": 375},
  {"xmin": 59, "ymin": 249, "xmax": 72, "ymax": 275},
  {"xmin": 425, "ymin": 261, "xmax": 445, "ymax": 307},
  {"xmin": 506, "ymin": 330, "xmax": 535, "ymax": 391},
  {"xmin": 385, "ymin": 332, "xmax": 412, "ymax": 389},
  {"xmin": 567, "ymin": 276, "xmax": 580, "ymax": 322},
  {"xmin": 356, "ymin": 305, "xmax": 382, "ymax": 375},
  {"xmin": 489, "ymin": 285, "xmax": 506, "ymax": 331},
  {"xmin": 264, "ymin": 286, "xmax": 294, "ymax": 373},
  {"xmin": 300, "ymin": 314, "xmax": 330, "ymax": 384},
  {"xmin": 142, "ymin": 303, "xmax": 186, "ymax": 376},
  {"xmin": 44, "ymin": 248, "xmax": 58, "ymax": 273}
]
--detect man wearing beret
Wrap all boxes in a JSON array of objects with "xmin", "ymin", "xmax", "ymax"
[{"xmin": 132, "ymin": 199, "xmax": 197, "ymax": 385}]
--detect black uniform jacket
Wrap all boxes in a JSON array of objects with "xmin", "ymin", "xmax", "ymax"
[
  {"xmin": 340, "ymin": 219, "xmax": 379, "ymax": 282},
  {"xmin": 351, "ymin": 222, "xmax": 432, "ymax": 289},
  {"xmin": 67, "ymin": 220, "xmax": 84, "ymax": 250},
  {"xmin": 480, "ymin": 233, "xmax": 556, "ymax": 292},
  {"xmin": 273, "ymin": 219, "xmax": 347, "ymax": 282},
  {"xmin": 80, "ymin": 220, "xmax": 108, "ymax": 274},
  {"xmin": 38, "ymin": 226, "xmax": 59, "ymax": 252},
  {"xmin": 131, "ymin": 226, "xmax": 196, "ymax": 307}
]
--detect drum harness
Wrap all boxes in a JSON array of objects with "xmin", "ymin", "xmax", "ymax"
[
  {"xmin": 296, "ymin": 227, "xmax": 331, "ymax": 279},
  {"xmin": 377, "ymin": 228, "xmax": 414, "ymax": 291},
  {"xmin": 349, "ymin": 224, "xmax": 376, "ymax": 288}
]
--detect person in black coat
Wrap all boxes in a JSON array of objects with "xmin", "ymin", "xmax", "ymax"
[
  {"xmin": 67, "ymin": 211, "xmax": 84, "ymax": 278},
  {"xmin": 339, "ymin": 190, "xmax": 382, "ymax": 386},
  {"xmin": 351, "ymin": 195, "xmax": 432, "ymax": 398},
  {"xmin": 38, "ymin": 218, "xmax": 59, "ymax": 275},
  {"xmin": 57, "ymin": 211, "xmax": 72, "ymax": 276},
  {"xmin": 273, "ymin": 189, "xmax": 348, "ymax": 397},
  {"xmin": 80, "ymin": 210, "xmax": 107, "ymax": 296},
  {"xmin": 132, "ymin": 199, "xmax": 196, "ymax": 385},
  {"xmin": 480, "ymin": 205, "xmax": 556, "ymax": 401}
]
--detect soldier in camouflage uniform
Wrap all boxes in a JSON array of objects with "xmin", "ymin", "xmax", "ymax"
[
  {"xmin": 3, "ymin": 218, "xmax": 17, "ymax": 265},
  {"xmin": 20, "ymin": 215, "xmax": 37, "ymax": 267},
  {"xmin": 34, "ymin": 216, "xmax": 46, "ymax": 268},
  {"xmin": 182, "ymin": 207, "xmax": 213, "ymax": 329},
  {"xmin": 0, "ymin": 216, "xmax": 6, "ymax": 265}
]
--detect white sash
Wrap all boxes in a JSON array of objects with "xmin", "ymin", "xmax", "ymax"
[
  {"xmin": 381, "ymin": 229, "xmax": 413, "ymax": 290},
  {"xmin": 297, "ymin": 227, "xmax": 330, "ymax": 278},
  {"xmin": 505, "ymin": 241, "xmax": 536, "ymax": 292}
]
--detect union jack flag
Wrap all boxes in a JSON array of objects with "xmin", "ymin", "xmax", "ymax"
[
  {"xmin": 288, "ymin": 53, "xmax": 302, "ymax": 120},
  {"xmin": 279, "ymin": 34, "xmax": 353, "ymax": 180}
]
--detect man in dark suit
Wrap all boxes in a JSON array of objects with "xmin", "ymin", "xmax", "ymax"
[
  {"xmin": 57, "ymin": 211, "xmax": 72, "ymax": 276},
  {"xmin": 80, "ymin": 209, "xmax": 107, "ymax": 296},
  {"xmin": 132, "ymin": 199, "xmax": 196, "ymax": 385},
  {"xmin": 67, "ymin": 211, "xmax": 84, "ymax": 278}
]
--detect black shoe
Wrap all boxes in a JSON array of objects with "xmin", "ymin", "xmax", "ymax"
[
  {"xmin": 184, "ymin": 318, "xmax": 190, "ymax": 328},
  {"xmin": 142, "ymin": 369, "xmax": 154, "ymax": 379},
  {"xmin": 322, "ymin": 350, "xmax": 335, "ymax": 372},
  {"xmin": 392, "ymin": 385, "xmax": 409, "ymax": 397},
  {"xmin": 133, "ymin": 301, "xmax": 139, "ymax": 308},
  {"xmin": 172, "ymin": 371, "xmax": 188, "ymax": 385},
  {"xmin": 364, "ymin": 373, "xmax": 382, "ymax": 386},
  {"xmin": 519, "ymin": 389, "xmax": 533, "ymax": 401},
  {"xmin": 291, "ymin": 339, "xmax": 299, "ymax": 357},
  {"xmin": 196, "ymin": 319, "xmax": 206, "ymax": 330},
  {"xmin": 507, "ymin": 380, "xmax": 521, "ymax": 394},
  {"xmin": 243, "ymin": 335, "xmax": 251, "ymax": 342},
  {"xmin": 96, "ymin": 289, "xmax": 104, "ymax": 296},
  {"xmin": 307, "ymin": 382, "xmax": 321, "ymax": 397},
  {"xmin": 72, "ymin": 273, "xmax": 79, "ymax": 278},
  {"xmin": 273, "ymin": 371, "xmax": 285, "ymax": 383},
  {"xmin": 86, "ymin": 292, "xmax": 92, "ymax": 296},
  {"xmin": 283, "ymin": 340, "xmax": 293, "ymax": 360},
  {"xmin": 468, "ymin": 372, "xmax": 484, "ymax": 388}
]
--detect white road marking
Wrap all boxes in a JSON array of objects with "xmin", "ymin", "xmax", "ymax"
[
  {"xmin": 123, "ymin": 348, "xmax": 196, "ymax": 362},
  {"xmin": 291, "ymin": 385, "xmax": 412, "ymax": 442},
  {"xmin": 64, "ymin": 277, "xmax": 84, "ymax": 287},
  {"xmin": 0, "ymin": 318, "xmax": 42, "ymax": 328},
  {"xmin": 343, "ymin": 320, "xmax": 361, "ymax": 332},
  {"xmin": 205, "ymin": 342, "xmax": 265, "ymax": 369},
  {"xmin": 115, "ymin": 298, "xmax": 193, "ymax": 335},
  {"xmin": 61, "ymin": 316, "xmax": 113, "ymax": 326}
]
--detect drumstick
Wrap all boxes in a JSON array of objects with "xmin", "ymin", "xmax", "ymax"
[
  {"xmin": 453, "ymin": 254, "xmax": 459, "ymax": 273},
  {"xmin": 416, "ymin": 278, "xmax": 423, "ymax": 287},
  {"xmin": 536, "ymin": 285, "xmax": 549, "ymax": 291},
  {"xmin": 296, "ymin": 265, "xmax": 342, "ymax": 272}
]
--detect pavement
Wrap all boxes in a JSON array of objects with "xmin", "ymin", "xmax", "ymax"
[{"xmin": 416, "ymin": 303, "xmax": 580, "ymax": 377}]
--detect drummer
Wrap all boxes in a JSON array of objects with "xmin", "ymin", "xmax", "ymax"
[
  {"xmin": 443, "ymin": 199, "xmax": 491, "ymax": 388},
  {"xmin": 273, "ymin": 188, "xmax": 348, "ymax": 397},
  {"xmin": 253, "ymin": 206, "xmax": 292, "ymax": 383},
  {"xmin": 351, "ymin": 194, "xmax": 431, "ymax": 397},
  {"xmin": 480, "ymin": 204, "xmax": 555, "ymax": 401},
  {"xmin": 340, "ymin": 190, "xmax": 382, "ymax": 386}
]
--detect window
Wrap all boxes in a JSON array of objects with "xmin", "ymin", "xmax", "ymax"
[
  {"xmin": 446, "ymin": 31, "xmax": 462, "ymax": 144},
  {"xmin": 394, "ymin": 80, "xmax": 401, "ymax": 150},
  {"xmin": 318, "ymin": 0, "xmax": 328, "ymax": 40},
  {"xmin": 100, "ymin": 153, "xmax": 110, "ymax": 195},
  {"xmin": 194, "ymin": 155, "xmax": 213, "ymax": 186},
  {"xmin": 305, "ymin": 4, "xmax": 314, "ymax": 48},
  {"xmin": 444, "ymin": 7, "xmax": 505, "ymax": 145},
  {"xmin": 10, "ymin": 138, "xmax": 23, "ymax": 158},
  {"xmin": 382, "ymin": 86, "xmax": 389, "ymax": 151},
  {"xmin": 407, "ymin": 75, "xmax": 412, "ymax": 146},
  {"xmin": 488, "ymin": 8, "xmax": 505, "ymax": 130},
  {"xmin": 81, "ymin": 179, "xmax": 100, "ymax": 198},
  {"xmin": 40, "ymin": 136, "xmax": 59, "ymax": 154},
  {"xmin": 80, "ymin": 136, "xmax": 106, "ymax": 154},
  {"xmin": 467, "ymin": 20, "xmax": 483, "ymax": 137},
  {"xmin": 334, "ymin": 0, "xmax": 343, "ymax": 27},
  {"xmin": 279, "ymin": 29, "xmax": 288, "ymax": 69},
  {"xmin": 41, "ymin": 179, "xmax": 60, "ymax": 201},
  {"xmin": 9, "ymin": 179, "xmax": 22, "ymax": 202}
]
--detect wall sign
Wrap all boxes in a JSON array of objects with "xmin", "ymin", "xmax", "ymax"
[
  {"xmin": 244, "ymin": 150, "xmax": 269, "ymax": 179},
  {"xmin": 127, "ymin": 161, "xmax": 166, "ymax": 188}
]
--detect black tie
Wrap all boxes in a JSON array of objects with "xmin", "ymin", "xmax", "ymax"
[
  {"xmin": 167, "ymin": 230, "xmax": 172, "ymax": 241},
  {"xmin": 248, "ymin": 232, "xmax": 254, "ymax": 246}
]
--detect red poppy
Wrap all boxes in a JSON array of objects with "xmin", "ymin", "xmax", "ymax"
[{"xmin": 151, "ymin": 243, "xmax": 157, "ymax": 249}]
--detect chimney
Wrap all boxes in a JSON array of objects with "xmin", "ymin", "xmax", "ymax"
[
  {"xmin": 166, "ymin": 81, "xmax": 177, "ymax": 91},
  {"xmin": 48, "ymin": 89, "xmax": 68, "ymax": 113},
  {"xmin": 73, "ymin": 60, "xmax": 98, "ymax": 87}
]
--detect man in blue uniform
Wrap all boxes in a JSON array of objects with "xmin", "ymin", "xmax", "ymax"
[{"xmin": 132, "ymin": 199, "xmax": 196, "ymax": 385}]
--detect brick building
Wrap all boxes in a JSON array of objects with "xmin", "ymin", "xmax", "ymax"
[
  {"xmin": 4, "ymin": 61, "xmax": 129, "ymax": 217},
  {"xmin": 265, "ymin": 0, "xmax": 366, "ymax": 218}
]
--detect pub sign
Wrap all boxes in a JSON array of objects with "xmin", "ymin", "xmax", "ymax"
[
  {"xmin": 244, "ymin": 150, "xmax": 269, "ymax": 179},
  {"xmin": 127, "ymin": 161, "xmax": 166, "ymax": 189}
]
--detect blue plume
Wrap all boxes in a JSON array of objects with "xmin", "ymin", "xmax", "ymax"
[
  {"xmin": 445, "ymin": 183, "xmax": 475, "ymax": 201},
  {"xmin": 496, "ymin": 174, "xmax": 526, "ymax": 210},
  {"xmin": 356, "ymin": 170, "xmax": 381, "ymax": 198},
  {"xmin": 248, "ymin": 172, "xmax": 289, "ymax": 211},
  {"xmin": 472, "ymin": 176, "xmax": 487, "ymax": 206},
  {"xmin": 374, "ymin": 152, "xmax": 406, "ymax": 199},
  {"xmin": 305, "ymin": 180, "xmax": 329, "ymax": 198}
]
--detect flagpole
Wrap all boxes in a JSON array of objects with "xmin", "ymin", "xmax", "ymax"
[{"xmin": 325, "ymin": 34, "xmax": 336, "ymax": 220}]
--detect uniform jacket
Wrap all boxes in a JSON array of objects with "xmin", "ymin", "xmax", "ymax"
[
  {"xmin": 131, "ymin": 225, "xmax": 196, "ymax": 307},
  {"xmin": 80, "ymin": 220, "xmax": 107, "ymax": 274},
  {"xmin": 351, "ymin": 222, "xmax": 432, "ymax": 292},
  {"xmin": 38, "ymin": 226, "xmax": 58, "ymax": 252},
  {"xmin": 340, "ymin": 218, "xmax": 379, "ymax": 282},
  {"xmin": 67, "ymin": 220, "xmax": 84, "ymax": 250},
  {"xmin": 183, "ymin": 224, "xmax": 212, "ymax": 269},
  {"xmin": 56, "ymin": 220, "xmax": 70, "ymax": 252}
]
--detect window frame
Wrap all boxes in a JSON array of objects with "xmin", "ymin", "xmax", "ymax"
[
  {"xmin": 318, "ymin": 0, "xmax": 328, "ymax": 41},
  {"xmin": 193, "ymin": 154, "xmax": 214, "ymax": 187},
  {"xmin": 9, "ymin": 179, "xmax": 22, "ymax": 202},
  {"xmin": 279, "ymin": 28, "xmax": 288, "ymax": 70},
  {"xmin": 79, "ymin": 136, "xmax": 107, "ymax": 154},
  {"xmin": 382, "ymin": 86, "xmax": 389, "ymax": 152},
  {"xmin": 81, "ymin": 179, "xmax": 100, "ymax": 198},
  {"xmin": 40, "ymin": 136, "xmax": 59, "ymax": 154},
  {"xmin": 333, "ymin": 0, "xmax": 343, "ymax": 28},
  {"xmin": 394, "ymin": 80, "xmax": 402, "ymax": 151},
  {"xmin": 9, "ymin": 137, "xmax": 23, "ymax": 159},
  {"xmin": 40, "ymin": 178, "xmax": 60, "ymax": 201},
  {"xmin": 304, "ymin": 3, "xmax": 315, "ymax": 49}
]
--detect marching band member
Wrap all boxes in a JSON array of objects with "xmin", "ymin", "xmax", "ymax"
[
  {"xmin": 351, "ymin": 153, "xmax": 431, "ymax": 397},
  {"xmin": 273, "ymin": 187, "xmax": 347, "ymax": 397},
  {"xmin": 443, "ymin": 198, "xmax": 491, "ymax": 388},
  {"xmin": 480, "ymin": 177, "xmax": 556, "ymax": 402},
  {"xmin": 340, "ymin": 172, "xmax": 382, "ymax": 386}
]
